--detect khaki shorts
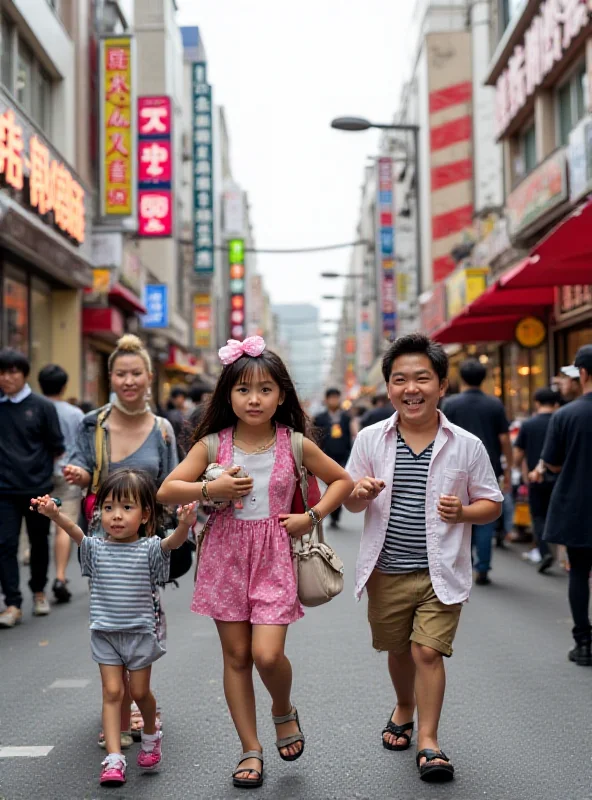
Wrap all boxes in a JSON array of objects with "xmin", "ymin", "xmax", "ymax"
[
  {"xmin": 366, "ymin": 569, "xmax": 462, "ymax": 657},
  {"xmin": 52, "ymin": 474, "xmax": 82, "ymax": 525}
]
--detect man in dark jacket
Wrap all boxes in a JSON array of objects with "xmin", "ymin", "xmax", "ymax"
[
  {"xmin": 314, "ymin": 388, "xmax": 352, "ymax": 528},
  {"xmin": 0, "ymin": 349, "xmax": 64, "ymax": 627}
]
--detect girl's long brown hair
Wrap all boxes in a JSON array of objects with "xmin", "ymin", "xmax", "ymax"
[{"xmin": 193, "ymin": 349, "xmax": 312, "ymax": 443}]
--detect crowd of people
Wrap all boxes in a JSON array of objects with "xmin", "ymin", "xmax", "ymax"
[{"xmin": 0, "ymin": 331, "xmax": 590, "ymax": 791}]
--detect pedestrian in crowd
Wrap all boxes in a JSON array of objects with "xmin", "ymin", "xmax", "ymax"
[
  {"xmin": 32, "ymin": 469, "xmax": 197, "ymax": 786},
  {"xmin": 78, "ymin": 401, "xmax": 95, "ymax": 414},
  {"xmin": 314, "ymin": 387, "xmax": 352, "ymax": 528},
  {"xmin": 556, "ymin": 364, "xmax": 582, "ymax": 404},
  {"xmin": 350, "ymin": 404, "xmax": 367, "ymax": 439},
  {"xmin": 187, "ymin": 383, "xmax": 210, "ymax": 429},
  {"xmin": 0, "ymin": 349, "xmax": 65, "ymax": 628},
  {"xmin": 360, "ymin": 391, "xmax": 393, "ymax": 429},
  {"xmin": 165, "ymin": 386, "xmax": 190, "ymax": 458},
  {"xmin": 442, "ymin": 358, "xmax": 512, "ymax": 585},
  {"xmin": 513, "ymin": 388, "xmax": 560, "ymax": 573},
  {"xmin": 531, "ymin": 345, "xmax": 592, "ymax": 667},
  {"xmin": 158, "ymin": 336, "xmax": 353, "ymax": 789},
  {"xmin": 345, "ymin": 334, "xmax": 502, "ymax": 784},
  {"xmin": 38, "ymin": 364, "xmax": 84, "ymax": 603},
  {"xmin": 63, "ymin": 334, "xmax": 178, "ymax": 747}
]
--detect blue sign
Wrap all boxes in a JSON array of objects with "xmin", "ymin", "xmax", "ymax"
[
  {"xmin": 192, "ymin": 63, "xmax": 214, "ymax": 274},
  {"xmin": 142, "ymin": 285, "xmax": 168, "ymax": 328}
]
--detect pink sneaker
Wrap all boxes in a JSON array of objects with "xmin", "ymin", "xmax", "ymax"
[
  {"xmin": 100, "ymin": 755, "xmax": 126, "ymax": 786},
  {"xmin": 137, "ymin": 732, "xmax": 162, "ymax": 771}
]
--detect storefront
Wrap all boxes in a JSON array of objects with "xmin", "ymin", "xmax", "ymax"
[{"xmin": 0, "ymin": 91, "xmax": 92, "ymax": 396}]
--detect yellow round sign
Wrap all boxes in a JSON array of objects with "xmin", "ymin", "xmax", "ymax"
[{"xmin": 515, "ymin": 317, "xmax": 546, "ymax": 349}]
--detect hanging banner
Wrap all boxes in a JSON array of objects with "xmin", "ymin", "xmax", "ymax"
[
  {"xmin": 377, "ymin": 157, "xmax": 396, "ymax": 339},
  {"xmin": 194, "ymin": 293, "xmax": 212, "ymax": 348},
  {"xmin": 101, "ymin": 36, "xmax": 133, "ymax": 217},
  {"xmin": 192, "ymin": 63, "xmax": 214, "ymax": 273},
  {"xmin": 137, "ymin": 96, "xmax": 173, "ymax": 237},
  {"xmin": 228, "ymin": 239, "xmax": 245, "ymax": 340},
  {"xmin": 142, "ymin": 284, "xmax": 169, "ymax": 328}
]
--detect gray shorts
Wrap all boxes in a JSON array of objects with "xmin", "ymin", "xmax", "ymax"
[{"xmin": 90, "ymin": 630, "xmax": 165, "ymax": 671}]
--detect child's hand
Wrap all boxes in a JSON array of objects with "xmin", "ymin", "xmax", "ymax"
[
  {"xmin": 438, "ymin": 495, "xmax": 464, "ymax": 523},
  {"xmin": 279, "ymin": 513, "xmax": 314, "ymax": 538},
  {"xmin": 30, "ymin": 495, "xmax": 60, "ymax": 520},
  {"xmin": 209, "ymin": 466, "xmax": 254, "ymax": 501},
  {"xmin": 354, "ymin": 477, "xmax": 385, "ymax": 502},
  {"xmin": 176, "ymin": 502, "xmax": 198, "ymax": 527}
]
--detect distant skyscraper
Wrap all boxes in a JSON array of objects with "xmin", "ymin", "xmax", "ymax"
[{"xmin": 272, "ymin": 304, "xmax": 323, "ymax": 402}]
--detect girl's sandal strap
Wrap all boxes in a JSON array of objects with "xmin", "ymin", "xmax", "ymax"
[
  {"xmin": 272, "ymin": 709, "xmax": 298, "ymax": 725},
  {"xmin": 233, "ymin": 751, "xmax": 264, "ymax": 780}
]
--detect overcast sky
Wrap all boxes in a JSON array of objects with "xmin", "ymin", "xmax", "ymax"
[{"xmin": 176, "ymin": 0, "xmax": 414, "ymax": 325}]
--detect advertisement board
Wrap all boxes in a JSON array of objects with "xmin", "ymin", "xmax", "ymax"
[
  {"xmin": 142, "ymin": 284, "xmax": 168, "ymax": 328},
  {"xmin": 192, "ymin": 63, "xmax": 214, "ymax": 274},
  {"xmin": 101, "ymin": 37, "xmax": 133, "ymax": 217},
  {"xmin": 228, "ymin": 239, "xmax": 245, "ymax": 340},
  {"xmin": 137, "ymin": 96, "xmax": 173, "ymax": 237}
]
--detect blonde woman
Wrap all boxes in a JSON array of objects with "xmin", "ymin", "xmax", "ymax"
[{"xmin": 64, "ymin": 334, "xmax": 178, "ymax": 747}]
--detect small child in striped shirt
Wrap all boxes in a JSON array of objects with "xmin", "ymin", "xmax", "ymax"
[{"xmin": 32, "ymin": 467, "xmax": 196, "ymax": 788}]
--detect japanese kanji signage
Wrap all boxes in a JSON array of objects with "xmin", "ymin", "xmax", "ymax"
[
  {"xmin": 506, "ymin": 149, "xmax": 568, "ymax": 235},
  {"xmin": 556, "ymin": 284, "xmax": 592, "ymax": 319},
  {"xmin": 192, "ymin": 62, "xmax": 214, "ymax": 274},
  {"xmin": 137, "ymin": 96, "xmax": 173, "ymax": 237},
  {"xmin": 142, "ymin": 284, "xmax": 168, "ymax": 328},
  {"xmin": 228, "ymin": 239, "xmax": 245, "ymax": 340},
  {"xmin": 0, "ymin": 101, "xmax": 86, "ymax": 244},
  {"xmin": 194, "ymin": 293, "xmax": 212, "ymax": 348},
  {"xmin": 101, "ymin": 36, "xmax": 133, "ymax": 216},
  {"xmin": 377, "ymin": 157, "xmax": 396, "ymax": 339},
  {"xmin": 495, "ymin": 0, "xmax": 591, "ymax": 138}
]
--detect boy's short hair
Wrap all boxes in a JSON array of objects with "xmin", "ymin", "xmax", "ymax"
[
  {"xmin": 38, "ymin": 364, "xmax": 69, "ymax": 396},
  {"xmin": 0, "ymin": 348, "xmax": 30, "ymax": 377},
  {"xmin": 382, "ymin": 333, "xmax": 448, "ymax": 383},
  {"xmin": 325, "ymin": 387, "xmax": 341, "ymax": 398},
  {"xmin": 534, "ymin": 388, "xmax": 560, "ymax": 406},
  {"xmin": 459, "ymin": 358, "xmax": 487, "ymax": 387},
  {"xmin": 170, "ymin": 386, "xmax": 188, "ymax": 400}
]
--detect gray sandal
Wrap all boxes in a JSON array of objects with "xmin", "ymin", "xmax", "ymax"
[
  {"xmin": 232, "ymin": 751, "xmax": 264, "ymax": 789},
  {"xmin": 272, "ymin": 706, "xmax": 305, "ymax": 762}
]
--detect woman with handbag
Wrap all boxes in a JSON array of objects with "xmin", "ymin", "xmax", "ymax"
[
  {"xmin": 63, "ymin": 334, "xmax": 179, "ymax": 748},
  {"xmin": 157, "ymin": 336, "xmax": 353, "ymax": 790}
]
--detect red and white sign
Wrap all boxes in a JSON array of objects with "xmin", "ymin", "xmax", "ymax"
[
  {"xmin": 495, "ymin": 0, "xmax": 591, "ymax": 137},
  {"xmin": 138, "ymin": 190, "xmax": 172, "ymax": 237},
  {"xmin": 137, "ymin": 96, "xmax": 173, "ymax": 237}
]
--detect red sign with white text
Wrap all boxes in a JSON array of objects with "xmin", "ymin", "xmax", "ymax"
[{"xmin": 137, "ymin": 96, "xmax": 173, "ymax": 237}]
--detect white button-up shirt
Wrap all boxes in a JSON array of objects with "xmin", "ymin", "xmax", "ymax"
[{"xmin": 346, "ymin": 410, "xmax": 503, "ymax": 605}]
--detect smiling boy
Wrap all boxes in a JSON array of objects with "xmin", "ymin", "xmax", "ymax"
[{"xmin": 345, "ymin": 334, "xmax": 502, "ymax": 783}]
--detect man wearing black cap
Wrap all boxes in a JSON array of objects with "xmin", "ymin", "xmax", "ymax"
[{"xmin": 532, "ymin": 344, "xmax": 592, "ymax": 666}]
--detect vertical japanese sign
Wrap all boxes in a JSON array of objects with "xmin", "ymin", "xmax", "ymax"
[
  {"xmin": 193, "ymin": 293, "xmax": 212, "ymax": 348},
  {"xmin": 137, "ymin": 96, "xmax": 173, "ymax": 237},
  {"xmin": 101, "ymin": 37, "xmax": 133, "ymax": 217},
  {"xmin": 377, "ymin": 157, "xmax": 396, "ymax": 338},
  {"xmin": 192, "ymin": 63, "xmax": 214, "ymax": 273},
  {"xmin": 142, "ymin": 285, "xmax": 169, "ymax": 328},
  {"xmin": 228, "ymin": 239, "xmax": 245, "ymax": 340}
]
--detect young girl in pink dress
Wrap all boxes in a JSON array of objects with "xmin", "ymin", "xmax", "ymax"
[{"xmin": 158, "ymin": 337, "xmax": 353, "ymax": 789}]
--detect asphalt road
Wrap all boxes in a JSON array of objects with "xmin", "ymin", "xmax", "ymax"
[{"xmin": 1, "ymin": 514, "xmax": 591, "ymax": 800}]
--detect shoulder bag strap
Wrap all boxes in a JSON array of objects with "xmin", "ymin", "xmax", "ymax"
[
  {"xmin": 91, "ymin": 408, "xmax": 110, "ymax": 494},
  {"xmin": 203, "ymin": 432, "xmax": 219, "ymax": 464},
  {"xmin": 156, "ymin": 416, "xmax": 170, "ymax": 443}
]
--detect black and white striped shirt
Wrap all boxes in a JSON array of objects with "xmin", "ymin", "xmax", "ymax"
[{"xmin": 376, "ymin": 429, "xmax": 434, "ymax": 573}]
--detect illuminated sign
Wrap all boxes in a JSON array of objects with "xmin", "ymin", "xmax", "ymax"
[
  {"xmin": 101, "ymin": 36, "xmax": 133, "ymax": 217},
  {"xmin": 0, "ymin": 104, "xmax": 85, "ymax": 244},
  {"xmin": 192, "ymin": 63, "xmax": 214, "ymax": 273},
  {"xmin": 194, "ymin": 293, "xmax": 212, "ymax": 348},
  {"xmin": 137, "ymin": 96, "xmax": 173, "ymax": 237},
  {"xmin": 377, "ymin": 157, "xmax": 396, "ymax": 338},
  {"xmin": 228, "ymin": 239, "xmax": 245, "ymax": 340}
]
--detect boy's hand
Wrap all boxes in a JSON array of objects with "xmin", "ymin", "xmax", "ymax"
[
  {"xmin": 438, "ymin": 494, "xmax": 464, "ymax": 523},
  {"xmin": 176, "ymin": 502, "xmax": 198, "ymax": 527},
  {"xmin": 31, "ymin": 495, "xmax": 60, "ymax": 521},
  {"xmin": 354, "ymin": 477, "xmax": 385, "ymax": 502},
  {"xmin": 279, "ymin": 513, "xmax": 314, "ymax": 538}
]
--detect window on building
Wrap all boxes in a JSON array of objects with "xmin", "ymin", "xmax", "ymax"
[
  {"xmin": 500, "ymin": 0, "xmax": 524, "ymax": 33},
  {"xmin": 1, "ymin": 15, "xmax": 14, "ymax": 91},
  {"xmin": 557, "ymin": 62, "xmax": 587, "ymax": 147},
  {"xmin": 514, "ymin": 121, "xmax": 536, "ymax": 183},
  {"xmin": 16, "ymin": 38, "xmax": 34, "ymax": 114}
]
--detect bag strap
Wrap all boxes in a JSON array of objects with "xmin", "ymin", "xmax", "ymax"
[
  {"xmin": 91, "ymin": 408, "xmax": 110, "ymax": 495},
  {"xmin": 203, "ymin": 432, "xmax": 219, "ymax": 464},
  {"xmin": 156, "ymin": 416, "xmax": 170, "ymax": 443},
  {"xmin": 290, "ymin": 430, "xmax": 324, "ymax": 546}
]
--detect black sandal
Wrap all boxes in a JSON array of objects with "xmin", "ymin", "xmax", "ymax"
[
  {"xmin": 272, "ymin": 706, "xmax": 305, "ymax": 762},
  {"xmin": 416, "ymin": 749, "xmax": 455, "ymax": 783},
  {"xmin": 382, "ymin": 708, "xmax": 414, "ymax": 751},
  {"xmin": 232, "ymin": 751, "xmax": 264, "ymax": 789}
]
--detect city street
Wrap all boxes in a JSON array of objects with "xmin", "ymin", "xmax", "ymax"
[{"xmin": 0, "ymin": 513, "xmax": 591, "ymax": 800}]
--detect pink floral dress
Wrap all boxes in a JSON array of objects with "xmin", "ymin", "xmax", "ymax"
[{"xmin": 191, "ymin": 424, "xmax": 304, "ymax": 625}]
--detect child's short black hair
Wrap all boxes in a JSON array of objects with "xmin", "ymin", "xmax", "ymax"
[
  {"xmin": 534, "ymin": 388, "xmax": 560, "ymax": 406},
  {"xmin": 0, "ymin": 348, "xmax": 30, "ymax": 377},
  {"xmin": 95, "ymin": 468, "xmax": 158, "ymax": 537},
  {"xmin": 382, "ymin": 334, "xmax": 448, "ymax": 383},
  {"xmin": 38, "ymin": 364, "xmax": 69, "ymax": 396},
  {"xmin": 459, "ymin": 358, "xmax": 487, "ymax": 388}
]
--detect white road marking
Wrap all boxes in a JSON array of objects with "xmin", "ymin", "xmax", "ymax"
[
  {"xmin": 0, "ymin": 746, "xmax": 54, "ymax": 758},
  {"xmin": 48, "ymin": 679, "xmax": 91, "ymax": 689}
]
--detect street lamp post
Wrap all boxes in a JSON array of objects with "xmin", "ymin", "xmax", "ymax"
[{"xmin": 330, "ymin": 116, "xmax": 423, "ymax": 310}]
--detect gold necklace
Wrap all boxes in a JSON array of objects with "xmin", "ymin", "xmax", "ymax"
[{"xmin": 233, "ymin": 429, "xmax": 276, "ymax": 455}]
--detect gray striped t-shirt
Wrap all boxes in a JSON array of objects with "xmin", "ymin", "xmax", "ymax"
[
  {"xmin": 80, "ymin": 536, "xmax": 170, "ymax": 632},
  {"xmin": 376, "ymin": 429, "xmax": 434, "ymax": 574}
]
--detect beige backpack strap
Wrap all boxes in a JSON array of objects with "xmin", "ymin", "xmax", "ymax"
[
  {"xmin": 91, "ymin": 408, "xmax": 110, "ymax": 494},
  {"xmin": 156, "ymin": 416, "xmax": 170, "ymax": 443},
  {"xmin": 203, "ymin": 432, "xmax": 219, "ymax": 463}
]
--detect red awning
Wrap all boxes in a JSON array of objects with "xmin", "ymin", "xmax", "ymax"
[
  {"xmin": 501, "ymin": 200, "xmax": 592, "ymax": 289},
  {"xmin": 433, "ymin": 314, "xmax": 523, "ymax": 344},
  {"xmin": 464, "ymin": 277, "xmax": 554, "ymax": 316},
  {"xmin": 108, "ymin": 282, "xmax": 147, "ymax": 315}
]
